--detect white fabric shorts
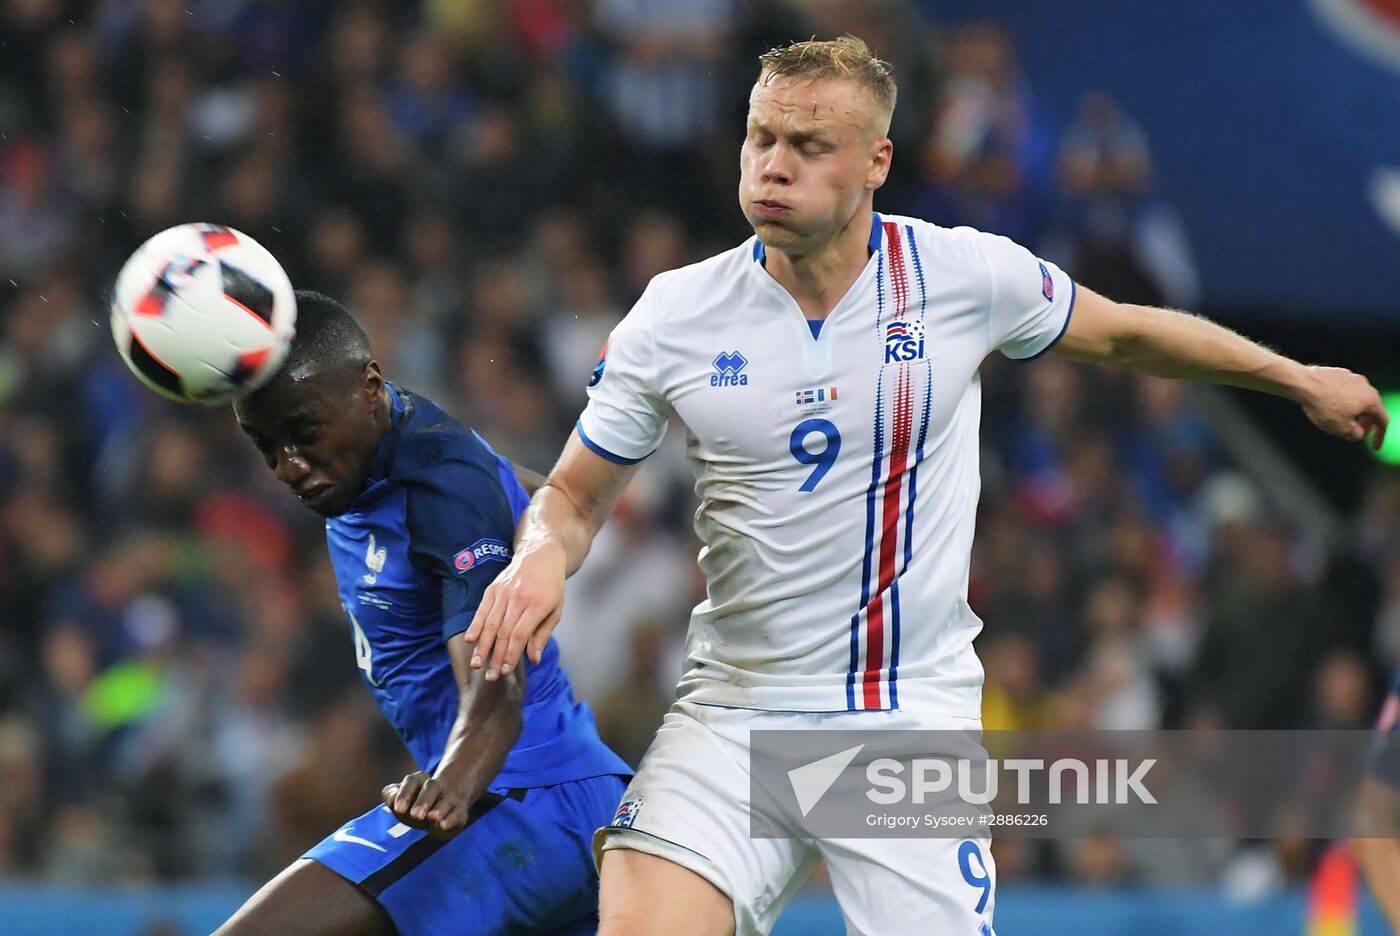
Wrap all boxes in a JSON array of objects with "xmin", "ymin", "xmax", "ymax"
[{"xmin": 594, "ymin": 700, "xmax": 996, "ymax": 936}]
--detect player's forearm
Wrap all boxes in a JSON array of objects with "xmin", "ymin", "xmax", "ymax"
[
  {"xmin": 1094, "ymin": 304, "xmax": 1312, "ymax": 401},
  {"xmin": 433, "ymin": 668, "xmax": 525, "ymax": 805},
  {"xmin": 510, "ymin": 429, "xmax": 640, "ymax": 578},
  {"xmin": 1353, "ymin": 838, "xmax": 1400, "ymax": 930},
  {"xmin": 1054, "ymin": 288, "xmax": 1385, "ymax": 447},
  {"xmin": 515, "ymin": 483, "xmax": 599, "ymax": 578}
]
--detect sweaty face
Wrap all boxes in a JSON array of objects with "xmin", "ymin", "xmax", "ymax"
[
  {"xmin": 739, "ymin": 76, "xmax": 891, "ymax": 254},
  {"xmin": 234, "ymin": 361, "xmax": 386, "ymax": 517}
]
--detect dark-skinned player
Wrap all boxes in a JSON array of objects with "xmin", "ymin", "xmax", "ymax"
[{"xmin": 216, "ymin": 291, "xmax": 631, "ymax": 936}]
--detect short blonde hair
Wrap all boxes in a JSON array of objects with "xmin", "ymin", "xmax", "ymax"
[{"xmin": 757, "ymin": 35, "xmax": 897, "ymax": 128}]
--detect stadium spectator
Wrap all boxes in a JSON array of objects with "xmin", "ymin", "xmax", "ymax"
[
  {"xmin": 909, "ymin": 20, "xmax": 1055, "ymax": 246},
  {"xmin": 1046, "ymin": 93, "xmax": 1200, "ymax": 310}
]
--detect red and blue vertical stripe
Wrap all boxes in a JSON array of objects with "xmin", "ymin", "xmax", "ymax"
[{"xmin": 848, "ymin": 220, "xmax": 932, "ymax": 711}]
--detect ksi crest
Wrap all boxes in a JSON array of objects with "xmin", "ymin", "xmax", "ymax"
[{"xmin": 883, "ymin": 320, "xmax": 926, "ymax": 364}]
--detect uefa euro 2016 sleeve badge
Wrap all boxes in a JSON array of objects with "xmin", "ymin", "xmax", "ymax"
[{"xmin": 611, "ymin": 797, "xmax": 643, "ymax": 829}]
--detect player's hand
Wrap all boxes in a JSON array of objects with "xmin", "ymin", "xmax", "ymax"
[
  {"xmin": 1297, "ymin": 365, "xmax": 1389, "ymax": 450},
  {"xmin": 382, "ymin": 771, "xmax": 468, "ymax": 841},
  {"xmin": 463, "ymin": 541, "xmax": 566, "ymax": 681}
]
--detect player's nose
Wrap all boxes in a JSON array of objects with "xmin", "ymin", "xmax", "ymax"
[
  {"xmin": 273, "ymin": 445, "xmax": 310, "ymax": 486},
  {"xmin": 762, "ymin": 164, "xmax": 792, "ymax": 185},
  {"xmin": 761, "ymin": 147, "xmax": 793, "ymax": 184}
]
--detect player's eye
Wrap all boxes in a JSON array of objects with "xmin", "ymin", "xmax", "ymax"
[
  {"xmin": 248, "ymin": 437, "xmax": 277, "ymax": 466},
  {"xmin": 285, "ymin": 421, "xmax": 321, "ymax": 445}
]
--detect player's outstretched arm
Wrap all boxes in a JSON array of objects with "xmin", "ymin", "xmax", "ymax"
[
  {"xmin": 1053, "ymin": 286, "xmax": 1389, "ymax": 449},
  {"xmin": 464, "ymin": 428, "xmax": 640, "ymax": 679},
  {"xmin": 382, "ymin": 635, "xmax": 525, "ymax": 840}
]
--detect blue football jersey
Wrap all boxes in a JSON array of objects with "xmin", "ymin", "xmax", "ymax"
[{"xmin": 324, "ymin": 384, "xmax": 629, "ymax": 787}]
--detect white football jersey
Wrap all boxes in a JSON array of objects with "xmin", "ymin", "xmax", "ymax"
[{"xmin": 578, "ymin": 213, "xmax": 1075, "ymax": 716}]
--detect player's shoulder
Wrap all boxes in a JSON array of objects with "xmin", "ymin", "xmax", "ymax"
[
  {"xmin": 882, "ymin": 212, "xmax": 1012, "ymax": 267},
  {"xmin": 638, "ymin": 240, "xmax": 754, "ymax": 313},
  {"xmin": 389, "ymin": 390, "xmax": 498, "ymax": 487},
  {"xmin": 387, "ymin": 393, "xmax": 516, "ymax": 540}
]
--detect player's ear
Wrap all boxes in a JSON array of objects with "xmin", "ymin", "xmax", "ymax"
[
  {"xmin": 362, "ymin": 359, "xmax": 384, "ymax": 398},
  {"xmin": 867, "ymin": 137, "xmax": 892, "ymax": 191}
]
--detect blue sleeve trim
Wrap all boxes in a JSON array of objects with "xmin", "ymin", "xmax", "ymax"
[
  {"xmin": 1019, "ymin": 278, "xmax": 1077, "ymax": 362},
  {"xmin": 441, "ymin": 610, "xmax": 475, "ymax": 642},
  {"xmin": 470, "ymin": 427, "xmax": 499, "ymax": 456},
  {"xmin": 575, "ymin": 420, "xmax": 649, "ymax": 465}
]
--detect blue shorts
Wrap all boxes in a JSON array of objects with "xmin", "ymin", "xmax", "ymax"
[{"xmin": 305, "ymin": 773, "xmax": 629, "ymax": 936}]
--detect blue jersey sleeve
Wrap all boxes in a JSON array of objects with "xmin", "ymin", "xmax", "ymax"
[{"xmin": 404, "ymin": 453, "xmax": 518, "ymax": 641}]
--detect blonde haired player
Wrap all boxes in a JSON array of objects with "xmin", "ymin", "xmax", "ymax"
[{"xmin": 466, "ymin": 36, "xmax": 1389, "ymax": 936}]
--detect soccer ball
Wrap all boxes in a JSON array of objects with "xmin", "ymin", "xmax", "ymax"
[{"xmin": 111, "ymin": 223, "xmax": 296, "ymax": 406}]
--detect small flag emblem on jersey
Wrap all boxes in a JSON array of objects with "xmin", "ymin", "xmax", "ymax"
[
  {"xmin": 1039, "ymin": 261, "xmax": 1054, "ymax": 301},
  {"xmin": 795, "ymin": 387, "xmax": 839, "ymax": 406},
  {"xmin": 711, "ymin": 351, "xmax": 749, "ymax": 387}
]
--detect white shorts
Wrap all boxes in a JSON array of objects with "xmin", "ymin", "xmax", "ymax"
[{"xmin": 594, "ymin": 700, "xmax": 996, "ymax": 936}]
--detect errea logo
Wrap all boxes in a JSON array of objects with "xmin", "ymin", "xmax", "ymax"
[{"xmin": 711, "ymin": 351, "xmax": 749, "ymax": 387}]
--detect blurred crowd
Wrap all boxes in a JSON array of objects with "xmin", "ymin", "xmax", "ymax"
[{"xmin": 0, "ymin": 0, "xmax": 1397, "ymax": 900}]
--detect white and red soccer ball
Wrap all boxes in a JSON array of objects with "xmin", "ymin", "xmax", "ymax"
[{"xmin": 111, "ymin": 223, "xmax": 297, "ymax": 406}]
